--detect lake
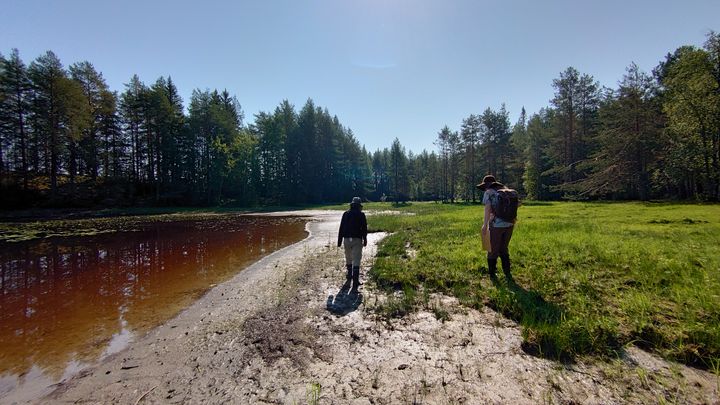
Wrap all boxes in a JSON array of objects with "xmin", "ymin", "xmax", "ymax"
[{"xmin": 0, "ymin": 214, "xmax": 308, "ymax": 400}]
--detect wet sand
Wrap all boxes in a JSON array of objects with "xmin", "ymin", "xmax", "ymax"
[{"xmin": 29, "ymin": 210, "xmax": 720, "ymax": 404}]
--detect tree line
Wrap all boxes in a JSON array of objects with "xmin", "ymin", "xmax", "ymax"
[
  {"xmin": 0, "ymin": 50, "xmax": 373, "ymax": 207},
  {"xmin": 1, "ymin": 31, "xmax": 719, "ymax": 208},
  {"xmin": 420, "ymin": 32, "xmax": 719, "ymax": 202}
]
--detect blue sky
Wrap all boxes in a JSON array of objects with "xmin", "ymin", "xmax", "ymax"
[{"xmin": 2, "ymin": 0, "xmax": 718, "ymax": 152}]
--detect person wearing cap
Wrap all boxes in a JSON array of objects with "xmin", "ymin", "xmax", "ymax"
[
  {"xmin": 338, "ymin": 197, "xmax": 368, "ymax": 290},
  {"xmin": 477, "ymin": 175, "xmax": 515, "ymax": 277}
]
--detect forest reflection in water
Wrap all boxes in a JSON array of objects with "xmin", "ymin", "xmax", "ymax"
[{"xmin": 0, "ymin": 215, "xmax": 307, "ymax": 384}]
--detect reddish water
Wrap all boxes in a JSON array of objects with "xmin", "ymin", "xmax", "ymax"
[{"xmin": 0, "ymin": 215, "xmax": 307, "ymax": 398}]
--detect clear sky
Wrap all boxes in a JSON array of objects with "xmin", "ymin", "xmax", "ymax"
[{"xmin": 2, "ymin": 0, "xmax": 718, "ymax": 153}]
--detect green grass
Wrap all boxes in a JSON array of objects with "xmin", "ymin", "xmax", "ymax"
[{"xmin": 358, "ymin": 201, "xmax": 720, "ymax": 367}]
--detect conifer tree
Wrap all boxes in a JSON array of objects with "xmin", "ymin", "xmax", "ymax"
[
  {"xmin": 0, "ymin": 49, "xmax": 31, "ymax": 188},
  {"xmin": 389, "ymin": 137, "xmax": 409, "ymax": 201},
  {"xmin": 460, "ymin": 114, "xmax": 481, "ymax": 201},
  {"xmin": 69, "ymin": 61, "xmax": 115, "ymax": 180},
  {"xmin": 576, "ymin": 63, "xmax": 664, "ymax": 199},
  {"xmin": 549, "ymin": 67, "xmax": 600, "ymax": 191},
  {"xmin": 120, "ymin": 75, "xmax": 147, "ymax": 185},
  {"xmin": 28, "ymin": 51, "xmax": 68, "ymax": 197}
]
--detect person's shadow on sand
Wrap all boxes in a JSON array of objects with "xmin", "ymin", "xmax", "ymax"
[{"xmin": 326, "ymin": 280, "xmax": 363, "ymax": 315}]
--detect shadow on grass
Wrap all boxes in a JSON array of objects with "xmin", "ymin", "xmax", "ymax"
[
  {"xmin": 489, "ymin": 272, "xmax": 562, "ymax": 325},
  {"xmin": 488, "ymin": 273, "xmax": 572, "ymax": 360},
  {"xmin": 326, "ymin": 280, "xmax": 363, "ymax": 316}
]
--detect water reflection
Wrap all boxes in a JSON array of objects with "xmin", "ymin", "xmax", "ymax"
[{"xmin": 0, "ymin": 215, "xmax": 307, "ymax": 394}]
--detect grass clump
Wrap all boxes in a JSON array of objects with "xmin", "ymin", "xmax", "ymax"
[{"xmin": 357, "ymin": 201, "xmax": 720, "ymax": 367}]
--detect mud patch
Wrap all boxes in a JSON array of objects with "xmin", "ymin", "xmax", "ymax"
[{"xmin": 244, "ymin": 298, "xmax": 330, "ymax": 368}]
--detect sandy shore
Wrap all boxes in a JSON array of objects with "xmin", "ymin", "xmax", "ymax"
[{"xmin": 34, "ymin": 210, "xmax": 719, "ymax": 404}]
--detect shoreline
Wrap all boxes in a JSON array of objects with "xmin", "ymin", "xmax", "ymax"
[
  {"xmin": 7, "ymin": 209, "xmax": 717, "ymax": 404},
  {"xmin": 3, "ymin": 210, "xmax": 336, "ymax": 404}
]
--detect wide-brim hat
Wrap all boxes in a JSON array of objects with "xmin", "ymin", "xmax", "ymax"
[
  {"xmin": 351, "ymin": 197, "xmax": 363, "ymax": 206},
  {"xmin": 476, "ymin": 175, "xmax": 497, "ymax": 191}
]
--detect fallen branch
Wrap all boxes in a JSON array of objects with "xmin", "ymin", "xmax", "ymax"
[
  {"xmin": 134, "ymin": 385, "xmax": 157, "ymax": 405},
  {"xmin": 481, "ymin": 351, "xmax": 506, "ymax": 356},
  {"xmin": 121, "ymin": 365, "xmax": 139, "ymax": 370},
  {"xmin": 566, "ymin": 367, "xmax": 595, "ymax": 377}
]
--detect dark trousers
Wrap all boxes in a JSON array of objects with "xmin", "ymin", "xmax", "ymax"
[{"xmin": 488, "ymin": 225, "xmax": 513, "ymax": 260}]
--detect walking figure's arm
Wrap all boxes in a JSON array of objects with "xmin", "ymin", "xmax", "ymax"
[
  {"xmin": 482, "ymin": 192, "xmax": 493, "ymax": 233},
  {"xmin": 361, "ymin": 213, "xmax": 368, "ymax": 247},
  {"xmin": 338, "ymin": 212, "xmax": 347, "ymax": 247}
]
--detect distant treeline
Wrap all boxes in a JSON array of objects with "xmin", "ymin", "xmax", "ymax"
[
  {"xmin": 0, "ymin": 52, "xmax": 371, "ymax": 208},
  {"xmin": 431, "ymin": 31, "xmax": 720, "ymax": 202},
  {"xmin": 0, "ymin": 32, "xmax": 719, "ymax": 208}
]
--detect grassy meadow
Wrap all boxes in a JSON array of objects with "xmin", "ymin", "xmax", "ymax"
[{"xmin": 359, "ymin": 201, "xmax": 720, "ymax": 369}]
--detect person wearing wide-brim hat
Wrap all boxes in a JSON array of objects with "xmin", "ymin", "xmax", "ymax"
[
  {"xmin": 476, "ymin": 175, "xmax": 515, "ymax": 277},
  {"xmin": 338, "ymin": 197, "xmax": 368, "ymax": 290}
]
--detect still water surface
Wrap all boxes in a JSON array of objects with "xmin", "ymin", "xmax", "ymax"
[{"xmin": 0, "ymin": 215, "xmax": 307, "ymax": 397}]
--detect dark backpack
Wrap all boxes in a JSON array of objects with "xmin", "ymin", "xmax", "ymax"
[{"xmin": 493, "ymin": 188, "xmax": 519, "ymax": 222}]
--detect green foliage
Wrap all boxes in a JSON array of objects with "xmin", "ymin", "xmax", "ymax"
[
  {"xmin": 27, "ymin": 50, "xmax": 67, "ymax": 195},
  {"xmin": 547, "ymin": 67, "xmax": 601, "ymax": 190},
  {"xmin": 479, "ymin": 105, "xmax": 513, "ymax": 181},
  {"xmin": 0, "ymin": 49, "xmax": 32, "ymax": 188},
  {"xmin": 660, "ymin": 35, "xmax": 720, "ymax": 200},
  {"xmin": 710, "ymin": 357, "xmax": 720, "ymax": 393},
  {"xmin": 570, "ymin": 63, "xmax": 664, "ymax": 200},
  {"xmin": 365, "ymin": 201, "xmax": 720, "ymax": 366},
  {"xmin": 389, "ymin": 138, "xmax": 409, "ymax": 200},
  {"xmin": 306, "ymin": 382, "xmax": 321, "ymax": 405},
  {"xmin": 435, "ymin": 125, "xmax": 462, "ymax": 202},
  {"xmin": 522, "ymin": 108, "xmax": 555, "ymax": 200}
]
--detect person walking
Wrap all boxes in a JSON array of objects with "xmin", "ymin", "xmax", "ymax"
[
  {"xmin": 478, "ymin": 175, "xmax": 517, "ymax": 278},
  {"xmin": 338, "ymin": 197, "xmax": 368, "ymax": 290}
]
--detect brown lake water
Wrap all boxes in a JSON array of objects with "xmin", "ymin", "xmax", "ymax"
[{"xmin": 0, "ymin": 215, "xmax": 308, "ymax": 400}]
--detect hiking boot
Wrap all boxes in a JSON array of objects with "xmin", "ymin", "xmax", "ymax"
[
  {"xmin": 352, "ymin": 266, "xmax": 362, "ymax": 290},
  {"xmin": 487, "ymin": 257, "xmax": 498, "ymax": 277},
  {"xmin": 346, "ymin": 264, "xmax": 353, "ymax": 280},
  {"xmin": 500, "ymin": 254, "xmax": 511, "ymax": 275}
]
